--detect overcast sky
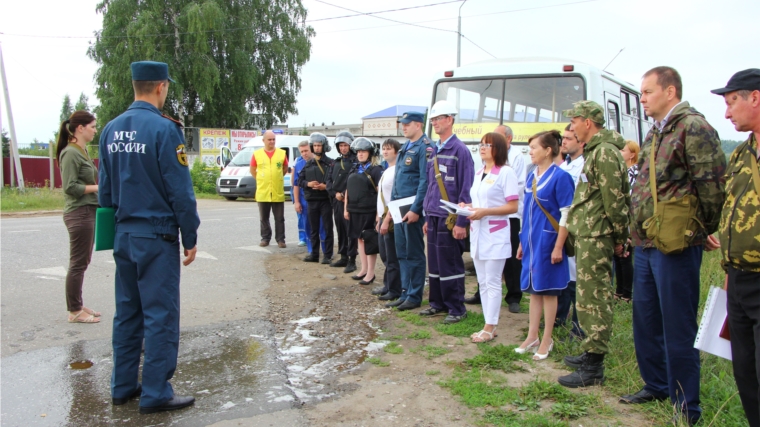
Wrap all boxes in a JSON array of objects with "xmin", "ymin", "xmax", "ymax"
[{"xmin": 1, "ymin": 0, "xmax": 756, "ymax": 147}]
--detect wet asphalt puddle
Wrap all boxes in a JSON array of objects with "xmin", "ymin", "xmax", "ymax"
[
  {"xmin": 2, "ymin": 297, "xmax": 388, "ymax": 426},
  {"xmin": 1, "ymin": 319, "xmax": 293, "ymax": 426}
]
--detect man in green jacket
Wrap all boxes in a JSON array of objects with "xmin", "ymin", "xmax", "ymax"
[
  {"xmin": 711, "ymin": 68, "xmax": 760, "ymax": 427},
  {"xmin": 558, "ymin": 101, "xmax": 630, "ymax": 389},
  {"xmin": 622, "ymin": 66, "xmax": 725, "ymax": 427}
]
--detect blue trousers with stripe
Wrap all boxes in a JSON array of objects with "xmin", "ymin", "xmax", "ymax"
[
  {"xmin": 426, "ymin": 215, "xmax": 466, "ymax": 316},
  {"xmin": 111, "ymin": 231, "xmax": 180, "ymax": 408}
]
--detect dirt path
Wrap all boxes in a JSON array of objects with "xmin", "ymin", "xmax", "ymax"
[{"xmin": 264, "ymin": 251, "xmax": 651, "ymax": 427}]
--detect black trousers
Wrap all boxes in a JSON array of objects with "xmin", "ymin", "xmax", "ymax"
[
  {"xmin": 258, "ymin": 202, "xmax": 285, "ymax": 243},
  {"xmin": 307, "ymin": 199, "xmax": 333, "ymax": 259},
  {"xmin": 378, "ymin": 229, "xmax": 401, "ymax": 297},
  {"xmin": 727, "ymin": 265, "xmax": 760, "ymax": 427},
  {"xmin": 332, "ymin": 199, "xmax": 357, "ymax": 258},
  {"xmin": 502, "ymin": 217, "xmax": 523, "ymax": 304},
  {"xmin": 614, "ymin": 251, "xmax": 634, "ymax": 299}
]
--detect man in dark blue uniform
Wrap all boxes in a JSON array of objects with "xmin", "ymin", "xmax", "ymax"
[
  {"xmin": 299, "ymin": 133, "xmax": 334, "ymax": 264},
  {"xmin": 99, "ymin": 61, "xmax": 200, "ymax": 414},
  {"xmin": 387, "ymin": 111, "xmax": 430, "ymax": 311}
]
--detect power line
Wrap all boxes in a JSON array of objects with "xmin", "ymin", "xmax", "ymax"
[{"xmin": 0, "ymin": 0, "xmax": 463, "ymax": 40}]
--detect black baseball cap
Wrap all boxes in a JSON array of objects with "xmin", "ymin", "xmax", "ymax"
[{"xmin": 711, "ymin": 68, "xmax": 760, "ymax": 95}]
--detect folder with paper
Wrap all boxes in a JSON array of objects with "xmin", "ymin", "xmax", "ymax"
[
  {"xmin": 439, "ymin": 199, "xmax": 474, "ymax": 217},
  {"xmin": 694, "ymin": 286, "xmax": 732, "ymax": 361}
]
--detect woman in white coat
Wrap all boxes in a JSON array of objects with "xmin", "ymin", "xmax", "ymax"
[{"xmin": 462, "ymin": 132, "xmax": 519, "ymax": 343}]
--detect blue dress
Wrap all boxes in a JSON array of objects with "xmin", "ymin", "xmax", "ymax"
[{"xmin": 519, "ymin": 164, "xmax": 575, "ymax": 295}]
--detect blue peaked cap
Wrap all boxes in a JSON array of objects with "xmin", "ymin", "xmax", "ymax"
[{"xmin": 130, "ymin": 61, "xmax": 176, "ymax": 83}]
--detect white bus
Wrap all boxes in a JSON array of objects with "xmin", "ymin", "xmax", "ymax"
[{"xmin": 428, "ymin": 57, "xmax": 652, "ymax": 169}]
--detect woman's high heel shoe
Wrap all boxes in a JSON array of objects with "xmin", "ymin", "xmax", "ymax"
[
  {"xmin": 532, "ymin": 339, "xmax": 554, "ymax": 361},
  {"xmin": 358, "ymin": 276, "xmax": 375, "ymax": 285},
  {"xmin": 514, "ymin": 338, "xmax": 540, "ymax": 354},
  {"xmin": 350, "ymin": 273, "xmax": 367, "ymax": 280}
]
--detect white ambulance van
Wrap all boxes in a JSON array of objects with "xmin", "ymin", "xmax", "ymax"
[
  {"xmin": 215, "ymin": 135, "xmax": 338, "ymax": 201},
  {"xmin": 429, "ymin": 57, "xmax": 652, "ymax": 170}
]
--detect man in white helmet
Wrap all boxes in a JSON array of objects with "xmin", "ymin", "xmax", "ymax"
[{"xmin": 418, "ymin": 100, "xmax": 475, "ymax": 324}]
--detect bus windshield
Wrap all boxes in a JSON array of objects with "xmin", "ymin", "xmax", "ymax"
[{"xmin": 432, "ymin": 76, "xmax": 586, "ymax": 143}]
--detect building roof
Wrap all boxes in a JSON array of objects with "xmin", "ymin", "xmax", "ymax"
[{"xmin": 362, "ymin": 105, "xmax": 427, "ymax": 119}]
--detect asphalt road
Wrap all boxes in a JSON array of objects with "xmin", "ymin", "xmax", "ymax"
[{"xmin": 0, "ymin": 198, "xmax": 309, "ymax": 426}]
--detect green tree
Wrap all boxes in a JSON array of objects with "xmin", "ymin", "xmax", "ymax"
[
  {"xmin": 721, "ymin": 139, "xmax": 743, "ymax": 160},
  {"xmin": 74, "ymin": 92, "xmax": 90, "ymax": 111},
  {"xmin": 60, "ymin": 94, "xmax": 73, "ymax": 123},
  {"xmin": 2, "ymin": 129, "xmax": 9, "ymax": 158},
  {"xmin": 87, "ymin": 0, "xmax": 314, "ymax": 130}
]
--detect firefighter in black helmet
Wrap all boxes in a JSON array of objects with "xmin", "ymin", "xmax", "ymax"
[
  {"xmin": 298, "ymin": 132, "xmax": 334, "ymax": 263},
  {"xmin": 326, "ymin": 131, "xmax": 358, "ymax": 272}
]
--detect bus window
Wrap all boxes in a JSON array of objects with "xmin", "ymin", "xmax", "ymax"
[
  {"xmin": 432, "ymin": 75, "xmax": 585, "ymax": 143},
  {"xmin": 434, "ymin": 79, "xmax": 504, "ymax": 124},
  {"xmin": 620, "ymin": 90, "xmax": 642, "ymax": 143},
  {"xmin": 607, "ymin": 100, "xmax": 620, "ymax": 133}
]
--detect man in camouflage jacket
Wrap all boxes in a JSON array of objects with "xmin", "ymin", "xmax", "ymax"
[
  {"xmin": 558, "ymin": 101, "xmax": 630, "ymax": 389},
  {"xmin": 712, "ymin": 68, "xmax": 760, "ymax": 427},
  {"xmin": 622, "ymin": 67, "xmax": 725, "ymax": 426}
]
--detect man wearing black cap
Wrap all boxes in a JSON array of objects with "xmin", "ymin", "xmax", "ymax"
[
  {"xmin": 99, "ymin": 61, "xmax": 199, "ymax": 413},
  {"xmin": 710, "ymin": 68, "xmax": 760, "ymax": 427},
  {"xmin": 386, "ymin": 111, "xmax": 431, "ymax": 311}
]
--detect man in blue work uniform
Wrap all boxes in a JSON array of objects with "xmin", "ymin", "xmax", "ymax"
[
  {"xmin": 99, "ymin": 61, "xmax": 200, "ymax": 414},
  {"xmin": 419, "ymin": 100, "xmax": 474, "ymax": 324},
  {"xmin": 387, "ymin": 111, "xmax": 430, "ymax": 311},
  {"xmin": 299, "ymin": 132, "xmax": 335, "ymax": 264}
]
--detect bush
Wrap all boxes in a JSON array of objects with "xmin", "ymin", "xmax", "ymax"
[{"xmin": 190, "ymin": 158, "xmax": 220, "ymax": 194}]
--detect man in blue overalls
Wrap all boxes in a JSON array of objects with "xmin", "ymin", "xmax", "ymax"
[
  {"xmin": 99, "ymin": 61, "xmax": 200, "ymax": 414},
  {"xmin": 420, "ymin": 100, "xmax": 474, "ymax": 324},
  {"xmin": 387, "ymin": 111, "xmax": 430, "ymax": 311}
]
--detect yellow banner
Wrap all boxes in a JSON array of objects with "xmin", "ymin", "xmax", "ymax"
[
  {"xmin": 199, "ymin": 128, "xmax": 231, "ymax": 167},
  {"xmin": 433, "ymin": 122, "xmax": 567, "ymax": 143}
]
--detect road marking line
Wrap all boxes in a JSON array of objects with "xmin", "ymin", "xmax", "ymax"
[
  {"xmin": 195, "ymin": 251, "xmax": 218, "ymax": 260},
  {"xmin": 237, "ymin": 246, "xmax": 272, "ymax": 254},
  {"xmin": 24, "ymin": 266, "xmax": 68, "ymax": 276},
  {"xmin": 36, "ymin": 276, "xmax": 61, "ymax": 281}
]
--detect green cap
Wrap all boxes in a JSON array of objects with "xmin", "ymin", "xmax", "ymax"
[{"xmin": 562, "ymin": 100, "xmax": 605, "ymax": 125}]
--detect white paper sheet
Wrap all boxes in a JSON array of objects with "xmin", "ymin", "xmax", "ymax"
[{"xmin": 387, "ymin": 196, "xmax": 416, "ymax": 224}]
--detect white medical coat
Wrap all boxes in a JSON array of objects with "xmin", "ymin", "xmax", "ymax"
[{"xmin": 469, "ymin": 165, "xmax": 520, "ymax": 260}]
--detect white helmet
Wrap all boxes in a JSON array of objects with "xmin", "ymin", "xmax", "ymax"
[{"xmin": 430, "ymin": 100, "xmax": 458, "ymax": 118}]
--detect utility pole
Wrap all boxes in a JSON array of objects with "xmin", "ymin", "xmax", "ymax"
[
  {"xmin": 0, "ymin": 42, "xmax": 25, "ymax": 190},
  {"xmin": 456, "ymin": 0, "xmax": 467, "ymax": 67}
]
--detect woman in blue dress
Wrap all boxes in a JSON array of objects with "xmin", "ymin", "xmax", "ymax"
[{"xmin": 515, "ymin": 130, "xmax": 575, "ymax": 360}]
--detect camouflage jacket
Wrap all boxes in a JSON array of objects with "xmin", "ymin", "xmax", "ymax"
[
  {"xmin": 719, "ymin": 134, "xmax": 760, "ymax": 272},
  {"xmin": 631, "ymin": 102, "xmax": 726, "ymax": 247},
  {"xmin": 567, "ymin": 129, "xmax": 631, "ymax": 245}
]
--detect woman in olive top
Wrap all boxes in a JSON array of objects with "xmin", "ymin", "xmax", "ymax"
[{"xmin": 57, "ymin": 110, "xmax": 100, "ymax": 324}]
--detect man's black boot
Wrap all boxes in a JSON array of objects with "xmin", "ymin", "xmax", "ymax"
[
  {"xmin": 343, "ymin": 256, "xmax": 357, "ymax": 273},
  {"xmin": 563, "ymin": 351, "xmax": 590, "ymax": 369},
  {"xmin": 330, "ymin": 255, "xmax": 348, "ymax": 268},
  {"xmin": 558, "ymin": 353, "xmax": 605, "ymax": 388}
]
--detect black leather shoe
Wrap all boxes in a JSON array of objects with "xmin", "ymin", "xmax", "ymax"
[
  {"xmin": 303, "ymin": 255, "xmax": 319, "ymax": 263},
  {"xmin": 508, "ymin": 302, "xmax": 521, "ymax": 313},
  {"xmin": 330, "ymin": 256, "xmax": 348, "ymax": 267},
  {"xmin": 385, "ymin": 298, "xmax": 405, "ymax": 308},
  {"xmin": 378, "ymin": 293, "xmax": 399, "ymax": 301},
  {"xmin": 619, "ymin": 388, "xmax": 668, "ymax": 405},
  {"xmin": 350, "ymin": 273, "xmax": 367, "ymax": 280},
  {"xmin": 321, "ymin": 257, "xmax": 332, "ymax": 264},
  {"xmin": 558, "ymin": 354, "xmax": 605, "ymax": 388},
  {"xmin": 396, "ymin": 300, "xmax": 421, "ymax": 311},
  {"xmin": 139, "ymin": 395, "xmax": 195, "ymax": 414},
  {"xmin": 371, "ymin": 286, "xmax": 386, "ymax": 295},
  {"xmin": 670, "ymin": 413, "xmax": 698, "ymax": 426},
  {"xmin": 419, "ymin": 307, "xmax": 447, "ymax": 316},
  {"xmin": 112, "ymin": 384, "xmax": 142, "ymax": 405},
  {"xmin": 464, "ymin": 294, "xmax": 481, "ymax": 305}
]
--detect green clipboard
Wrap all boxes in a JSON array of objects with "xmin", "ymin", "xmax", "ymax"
[{"xmin": 94, "ymin": 207, "xmax": 116, "ymax": 251}]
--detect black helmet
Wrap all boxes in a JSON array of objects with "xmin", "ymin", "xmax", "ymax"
[
  {"xmin": 309, "ymin": 132, "xmax": 331, "ymax": 153},
  {"xmin": 351, "ymin": 137, "xmax": 376, "ymax": 157},
  {"xmin": 334, "ymin": 131, "xmax": 354, "ymax": 149}
]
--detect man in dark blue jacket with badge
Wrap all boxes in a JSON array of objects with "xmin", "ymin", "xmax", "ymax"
[
  {"xmin": 99, "ymin": 61, "xmax": 200, "ymax": 414},
  {"xmin": 386, "ymin": 111, "xmax": 430, "ymax": 311}
]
